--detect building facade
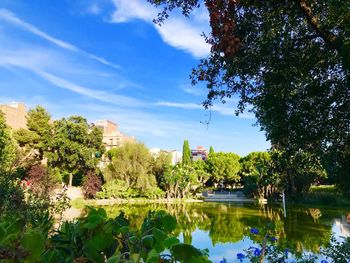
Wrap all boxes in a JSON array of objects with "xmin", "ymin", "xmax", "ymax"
[
  {"xmin": 150, "ymin": 148, "xmax": 182, "ymax": 165},
  {"xmin": 191, "ymin": 146, "xmax": 208, "ymax": 161},
  {"xmin": 94, "ymin": 120, "xmax": 134, "ymax": 151},
  {"xmin": 0, "ymin": 102, "xmax": 27, "ymax": 130}
]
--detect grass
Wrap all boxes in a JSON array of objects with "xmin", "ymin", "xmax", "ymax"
[{"xmin": 297, "ymin": 185, "xmax": 350, "ymax": 206}]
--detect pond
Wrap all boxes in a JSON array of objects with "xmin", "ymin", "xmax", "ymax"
[{"xmin": 89, "ymin": 202, "xmax": 350, "ymax": 262}]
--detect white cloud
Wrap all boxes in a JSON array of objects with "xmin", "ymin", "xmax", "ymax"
[
  {"xmin": 110, "ymin": 0, "xmax": 210, "ymax": 58},
  {"xmin": 181, "ymin": 85, "xmax": 206, "ymax": 96},
  {"xmin": 156, "ymin": 101, "xmax": 255, "ymax": 119},
  {"xmin": 0, "ymin": 8, "xmax": 120, "ymax": 69},
  {"xmin": 0, "ymin": 49, "xmax": 144, "ymax": 107}
]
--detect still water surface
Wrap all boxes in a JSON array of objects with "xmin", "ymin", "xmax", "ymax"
[{"xmin": 95, "ymin": 202, "xmax": 350, "ymax": 262}]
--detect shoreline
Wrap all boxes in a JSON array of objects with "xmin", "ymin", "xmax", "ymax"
[{"xmin": 71, "ymin": 197, "xmax": 204, "ymax": 208}]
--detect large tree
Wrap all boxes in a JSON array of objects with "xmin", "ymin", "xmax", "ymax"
[
  {"xmin": 47, "ymin": 116, "xmax": 104, "ymax": 186},
  {"xmin": 149, "ymin": 0, "xmax": 350, "ymax": 192}
]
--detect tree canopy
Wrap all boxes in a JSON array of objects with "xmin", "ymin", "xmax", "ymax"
[
  {"xmin": 149, "ymin": 0, "xmax": 350, "ymax": 193},
  {"xmin": 47, "ymin": 116, "xmax": 104, "ymax": 186}
]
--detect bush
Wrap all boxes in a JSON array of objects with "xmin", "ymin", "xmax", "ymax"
[
  {"xmin": 96, "ymin": 180, "xmax": 138, "ymax": 199},
  {"xmin": 82, "ymin": 171, "xmax": 102, "ymax": 199},
  {"xmin": 141, "ymin": 187, "xmax": 165, "ymax": 199}
]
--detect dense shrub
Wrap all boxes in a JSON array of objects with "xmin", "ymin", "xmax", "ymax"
[
  {"xmin": 96, "ymin": 180, "xmax": 138, "ymax": 199},
  {"xmin": 82, "ymin": 171, "xmax": 102, "ymax": 199}
]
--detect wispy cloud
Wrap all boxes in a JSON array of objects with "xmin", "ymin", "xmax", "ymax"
[
  {"xmin": 0, "ymin": 8, "xmax": 120, "ymax": 69},
  {"xmin": 181, "ymin": 85, "xmax": 206, "ymax": 96},
  {"xmin": 110, "ymin": 0, "xmax": 210, "ymax": 58},
  {"xmin": 156, "ymin": 101, "xmax": 255, "ymax": 119},
  {"xmin": 0, "ymin": 48, "xmax": 144, "ymax": 107}
]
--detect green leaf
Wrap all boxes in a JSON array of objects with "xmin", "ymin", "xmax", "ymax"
[
  {"xmin": 142, "ymin": 234, "xmax": 154, "ymax": 247},
  {"xmin": 163, "ymin": 236, "xmax": 180, "ymax": 248},
  {"xmin": 21, "ymin": 229, "xmax": 45, "ymax": 263},
  {"xmin": 170, "ymin": 243, "xmax": 203, "ymax": 263},
  {"xmin": 146, "ymin": 249, "xmax": 160, "ymax": 263}
]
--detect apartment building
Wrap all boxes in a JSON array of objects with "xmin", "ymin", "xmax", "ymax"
[
  {"xmin": 94, "ymin": 120, "xmax": 134, "ymax": 150},
  {"xmin": 0, "ymin": 102, "xmax": 27, "ymax": 130}
]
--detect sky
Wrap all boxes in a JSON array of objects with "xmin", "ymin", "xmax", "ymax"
[{"xmin": 0, "ymin": 0, "xmax": 269, "ymax": 155}]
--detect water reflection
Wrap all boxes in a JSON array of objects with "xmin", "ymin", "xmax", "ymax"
[{"xmin": 94, "ymin": 202, "xmax": 349, "ymax": 261}]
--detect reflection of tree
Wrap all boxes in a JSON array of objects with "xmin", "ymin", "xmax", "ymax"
[{"xmin": 98, "ymin": 203, "xmax": 340, "ymax": 254}]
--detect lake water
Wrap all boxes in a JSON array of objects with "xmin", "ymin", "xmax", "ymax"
[{"xmin": 93, "ymin": 202, "xmax": 350, "ymax": 262}]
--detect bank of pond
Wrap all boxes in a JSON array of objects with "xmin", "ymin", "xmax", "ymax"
[{"xmin": 68, "ymin": 202, "xmax": 349, "ymax": 262}]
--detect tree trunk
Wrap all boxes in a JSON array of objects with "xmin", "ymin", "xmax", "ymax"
[{"xmin": 69, "ymin": 173, "xmax": 73, "ymax": 187}]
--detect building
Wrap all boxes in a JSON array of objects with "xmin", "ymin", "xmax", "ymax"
[
  {"xmin": 191, "ymin": 146, "xmax": 208, "ymax": 161},
  {"xmin": 94, "ymin": 120, "xmax": 134, "ymax": 151},
  {"xmin": 150, "ymin": 148, "xmax": 182, "ymax": 165},
  {"xmin": 0, "ymin": 102, "xmax": 27, "ymax": 130}
]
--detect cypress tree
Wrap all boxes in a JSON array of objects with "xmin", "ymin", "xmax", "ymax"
[{"xmin": 182, "ymin": 140, "xmax": 191, "ymax": 165}]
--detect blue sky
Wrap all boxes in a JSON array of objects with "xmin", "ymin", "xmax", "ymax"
[{"xmin": 0, "ymin": 0, "xmax": 269, "ymax": 155}]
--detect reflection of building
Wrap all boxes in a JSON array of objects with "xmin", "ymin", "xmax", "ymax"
[
  {"xmin": 191, "ymin": 146, "xmax": 208, "ymax": 161},
  {"xmin": 94, "ymin": 120, "xmax": 134, "ymax": 151},
  {"xmin": 0, "ymin": 102, "xmax": 27, "ymax": 130},
  {"xmin": 334, "ymin": 214, "xmax": 350, "ymax": 236},
  {"xmin": 150, "ymin": 148, "xmax": 182, "ymax": 165}
]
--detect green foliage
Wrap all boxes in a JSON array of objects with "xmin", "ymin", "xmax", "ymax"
[
  {"xmin": 14, "ymin": 106, "xmax": 52, "ymax": 162},
  {"xmin": 148, "ymin": 0, "xmax": 350, "ymax": 196},
  {"xmin": 104, "ymin": 142, "xmax": 160, "ymax": 197},
  {"xmin": 42, "ymin": 207, "xmax": 210, "ymax": 263},
  {"xmin": 97, "ymin": 180, "xmax": 138, "ymax": 199},
  {"xmin": 182, "ymin": 139, "xmax": 191, "ymax": 165},
  {"xmin": 0, "ymin": 111, "xmax": 16, "ymax": 172},
  {"xmin": 161, "ymin": 164, "xmax": 203, "ymax": 198},
  {"xmin": 47, "ymin": 116, "xmax": 104, "ymax": 186},
  {"xmin": 241, "ymin": 152, "xmax": 279, "ymax": 199},
  {"xmin": 209, "ymin": 146, "xmax": 214, "ymax": 156},
  {"xmin": 207, "ymin": 152, "xmax": 241, "ymax": 183},
  {"xmin": 271, "ymin": 150, "xmax": 327, "ymax": 195}
]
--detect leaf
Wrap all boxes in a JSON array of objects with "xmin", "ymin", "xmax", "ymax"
[
  {"xmin": 142, "ymin": 234, "xmax": 154, "ymax": 247},
  {"xmin": 163, "ymin": 237, "xmax": 180, "ymax": 248},
  {"xmin": 146, "ymin": 249, "xmax": 160, "ymax": 263},
  {"xmin": 170, "ymin": 244, "xmax": 204, "ymax": 263},
  {"xmin": 21, "ymin": 229, "xmax": 45, "ymax": 263}
]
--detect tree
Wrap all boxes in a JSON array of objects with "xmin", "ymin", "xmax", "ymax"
[
  {"xmin": 104, "ymin": 142, "xmax": 159, "ymax": 196},
  {"xmin": 47, "ymin": 116, "xmax": 104, "ymax": 186},
  {"xmin": 151, "ymin": 151, "xmax": 172, "ymax": 186},
  {"xmin": 209, "ymin": 146, "xmax": 214, "ymax": 157},
  {"xmin": 271, "ymin": 149, "xmax": 326, "ymax": 196},
  {"xmin": 0, "ymin": 111, "xmax": 16, "ymax": 172},
  {"xmin": 149, "ymin": 0, "xmax": 350, "ymax": 193},
  {"xmin": 162, "ymin": 164, "xmax": 201, "ymax": 198},
  {"xmin": 182, "ymin": 140, "xmax": 191, "ymax": 165},
  {"xmin": 207, "ymin": 152, "xmax": 241, "ymax": 184},
  {"xmin": 14, "ymin": 106, "xmax": 52, "ymax": 162},
  {"xmin": 240, "ymin": 152, "xmax": 279, "ymax": 198}
]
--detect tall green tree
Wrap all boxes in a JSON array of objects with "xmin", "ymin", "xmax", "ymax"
[
  {"xmin": 149, "ymin": 0, "xmax": 350, "ymax": 193},
  {"xmin": 0, "ymin": 111, "xmax": 16, "ymax": 172},
  {"xmin": 182, "ymin": 140, "xmax": 191, "ymax": 165},
  {"xmin": 209, "ymin": 146, "xmax": 214, "ymax": 156},
  {"xmin": 47, "ymin": 116, "xmax": 104, "ymax": 186},
  {"xmin": 14, "ymin": 106, "xmax": 52, "ymax": 162}
]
